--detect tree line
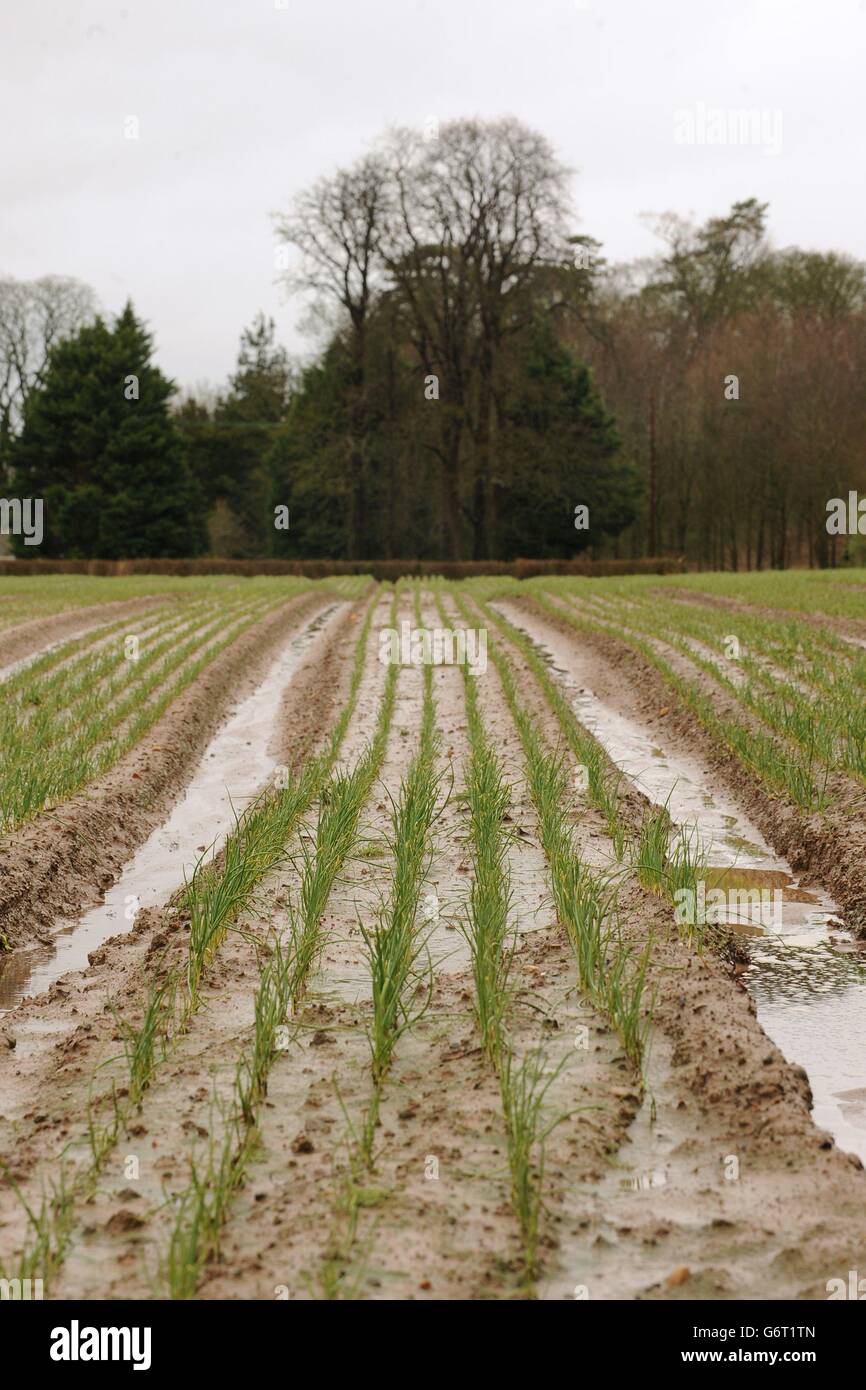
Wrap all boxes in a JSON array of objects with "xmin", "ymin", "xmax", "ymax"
[
  {"xmin": 565, "ymin": 198, "xmax": 866, "ymax": 569},
  {"xmin": 3, "ymin": 118, "xmax": 864, "ymax": 566}
]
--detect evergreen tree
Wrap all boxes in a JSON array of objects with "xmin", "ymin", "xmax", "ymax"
[
  {"xmin": 208, "ymin": 314, "xmax": 290, "ymax": 557},
  {"xmin": 11, "ymin": 302, "xmax": 205, "ymax": 558},
  {"xmin": 268, "ymin": 342, "xmax": 353, "ymax": 558},
  {"xmin": 495, "ymin": 316, "xmax": 640, "ymax": 558}
]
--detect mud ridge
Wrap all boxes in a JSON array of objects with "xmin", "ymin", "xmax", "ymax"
[
  {"xmin": 0, "ymin": 593, "xmax": 368, "ymax": 1275},
  {"xmin": 0, "ymin": 593, "xmax": 176, "ymax": 675},
  {"xmin": 514, "ymin": 592, "xmax": 866, "ymax": 936},
  {"xmin": 652, "ymin": 585, "xmax": 866, "ymax": 644},
  {"xmin": 493, "ymin": 596, "xmax": 866, "ymax": 1296},
  {"xmin": 0, "ymin": 590, "xmax": 344, "ymax": 950}
]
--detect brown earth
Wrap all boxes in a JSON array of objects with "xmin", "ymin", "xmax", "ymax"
[
  {"xmin": 0, "ymin": 594, "xmax": 176, "ymax": 674},
  {"xmin": 489, "ymin": 594, "xmax": 866, "ymax": 1297},
  {"xmin": 1, "ymin": 585, "xmax": 865, "ymax": 1300},
  {"xmin": 0, "ymin": 589, "xmax": 347, "ymax": 949},
  {"xmin": 653, "ymin": 584, "xmax": 866, "ymax": 644},
  {"xmin": 513, "ymin": 591, "xmax": 866, "ymax": 935}
]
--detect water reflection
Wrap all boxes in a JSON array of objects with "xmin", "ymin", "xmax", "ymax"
[
  {"xmin": 0, "ymin": 605, "xmax": 338, "ymax": 1014},
  {"xmin": 501, "ymin": 606, "xmax": 866, "ymax": 1163}
]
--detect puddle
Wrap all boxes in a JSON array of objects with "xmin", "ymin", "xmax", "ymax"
[
  {"xmin": 619, "ymin": 1169, "xmax": 667, "ymax": 1192},
  {"xmin": 498, "ymin": 604, "xmax": 866, "ymax": 1165},
  {"xmin": 539, "ymin": 1035, "xmax": 695, "ymax": 1300},
  {"xmin": 0, "ymin": 605, "xmax": 339, "ymax": 1013}
]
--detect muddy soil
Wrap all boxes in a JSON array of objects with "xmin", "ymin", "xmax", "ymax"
[
  {"xmin": 0, "ymin": 594, "xmax": 182, "ymax": 678},
  {"xmin": 0, "ymin": 590, "xmax": 368, "ymax": 1262},
  {"xmin": 0, "ymin": 590, "xmax": 340, "ymax": 950},
  {"xmin": 523, "ymin": 591, "xmax": 866, "ymax": 934},
  {"xmin": 0, "ymin": 591, "xmax": 634, "ymax": 1299},
  {"xmin": 488, "ymin": 594, "xmax": 866, "ymax": 1297},
  {"xmin": 651, "ymin": 584, "xmax": 866, "ymax": 646},
  {"xmin": 3, "ymin": 585, "xmax": 866, "ymax": 1301}
]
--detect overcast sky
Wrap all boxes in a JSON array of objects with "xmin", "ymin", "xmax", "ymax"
[{"xmin": 2, "ymin": 0, "xmax": 864, "ymax": 392}]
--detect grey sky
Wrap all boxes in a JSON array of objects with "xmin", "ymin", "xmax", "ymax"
[{"xmin": 2, "ymin": 0, "xmax": 864, "ymax": 392}]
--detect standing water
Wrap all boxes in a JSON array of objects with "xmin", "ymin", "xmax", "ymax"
[
  {"xmin": 499, "ymin": 607, "xmax": 866, "ymax": 1165},
  {"xmin": 0, "ymin": 605, "xmax": 339, "ymax": 1013}
]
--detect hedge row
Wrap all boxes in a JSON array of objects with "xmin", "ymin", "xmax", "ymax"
[{"xmin": 0, "ymin": 556, "xmax": 685, "ymax": 581}]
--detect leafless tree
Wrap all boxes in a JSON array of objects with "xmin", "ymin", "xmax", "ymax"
[
  {"xmin": 379, "ymin": 118, "xmax": 574, "ymax": 556},
  {"xmin": 0, "ymin": 275, "xmax": 98, "ymax": 428},
  {"xmin": 273, "ymin": 154, "xmax": 389, "ymax": 557}
]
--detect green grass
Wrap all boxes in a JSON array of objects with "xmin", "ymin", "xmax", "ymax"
[
  {"xmin": 526, "ymin": 590, "xmax": 834, "ymax": 812},
  {"xmin": 452, "ymin": 590, "xmax": 651, "ymax": 1072},
  {"xmin": 0, "ymin": 1167, "xmax": 75, "ymax": 1288},
  {"xmin": 0, "ymin": 572, "xmax": 372, "ymax": 630},
  {"xmin": 358, "ymin": 594, "xmax": 440, "ymax": 1158},
  {"xmin": 361, "ymin": 749, "xmax": 439, "ymax": 1085},
  {"xmin": 461, "ymin": 736, "xmax": 514, "ymax": 1066},
  {"xmin": 182, "ymin": 588, "xmax": 389, "ymax": 1010},
  {"xmin": 551, "ymin": 588, "xmax": 855, "ymax": 791},
  {"xmin": 520, "ymin": 568, "xmax": 866, "ymax": 620},
  {"xmin": 158, "ymin": 591, "xmax": 402, "ymax": 1295},
  {"xmin": 476, "ymin": 597, "xmax": 625, "ymax": 844},
  {"xmin": 285, "ymin": 592, "xmax": 400, "ymax": 1010},
  {"xmin": 499, "ymin": 1048, "xmax": 566, "ymax": 1286},
  {"xmin": 0, "ymin": 585, "xmax": 315, "ymax": 830},
  {"xmin": 437, "ymin": 589, "xmax": 514, "ymax": 1067},
  {"xmin": 0, "ymin": 587, "xmax": 384, "ymax": 1291}
]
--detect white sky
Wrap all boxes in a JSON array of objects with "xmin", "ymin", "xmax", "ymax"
[{"xmin": 2, "ymin": 0, "xmax": 864, "ymax": 392}]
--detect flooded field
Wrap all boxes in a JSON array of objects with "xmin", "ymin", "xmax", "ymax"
[
  {"xmin": 2, "ymin": 572, "xmax": 866, "ymax": 1301},
  {"xmin": 497, "ymin": 606, "xmax": 866, "ymax": 1167}
]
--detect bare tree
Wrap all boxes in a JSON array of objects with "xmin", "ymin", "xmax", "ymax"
[
  {"xmin": 0, "ymin": 275, "xmax": 98, "ymax": 430},
  {"xmin": 274, "ymin": 154, "xmax": 388, "ymax": 557},
  {"xmin": 376, "ymin": 125, "xmax": 477, "ymax": 558},
  {"xmin": 380, "ymin": 118, "xmax": 574, "ymax": 557}
]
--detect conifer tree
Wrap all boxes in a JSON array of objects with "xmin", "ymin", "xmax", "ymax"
[{"xmin": 12, "ymin": 301, "xmax": 205, "ymax": 558}]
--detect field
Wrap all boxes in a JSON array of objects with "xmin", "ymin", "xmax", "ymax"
[{"xmin": 1, "ymin": 569, "xmax": 866, "ymax": 1301}]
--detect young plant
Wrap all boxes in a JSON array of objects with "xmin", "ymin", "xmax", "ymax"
[{"xmin": 499, "ymin": 1048, "xmax": 565, "ymax": 1286}]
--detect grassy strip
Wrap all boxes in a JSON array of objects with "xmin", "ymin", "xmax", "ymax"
[
  {"xmin": 474, "ymin": 590, "xmax": 714, "ymax": 943},
  {"xmin": 0, "ymin": 587, "xmax": 381, "ymax": 1289},
  {"xmin": 621, "ymin": 594, "xmax": 866, "ymax": 783},
  {"xmin": 0, "ymin": 598, "xmax": 199, "ymax": 694},
  {"xmin": 498, "ymin": 1046, "xmax": 567, "ymax": 1287},
  {"xmin": 435, "ymin": 590, "xmax": 513, "ymax": 1067},
  {"xmin": 162, "ymin": 591, "xmax": 403, "ymax": 1296},
  {"xmin": 285, "ymin": 739, "xmax": 394, "ymax": 1009},
  {"xmin": 524, "ymin": 569, "xmax": 866, "ymax": 622},
  {"xmin": 0, "ymin": 574, "xmax": 281, "ymax": 629},
  {"xmin": 0, "ymin": 590, "xmax": 296, "ymax": 829},
  {"xmin": 283, "ymin": 590, "xmax": 401, "ymax": 1010},
  {"xmin": 467, "ymin": 592, "xmax": 627, "ymax": 856},
  {"xmin": 306, "ymin": 588, "xmax": 445, "ymax": 1296},
  {"xmin": 4, "ymin": 592, "xmax": 248, "ymax": 727},
  {"xmin": 356, "ymin": 586, "xmax": 440, "ymax": 1163},
  {"xmin": 566, "ymin": 590, "xmax": 849, "ymax": 784},
  {"xmin": 184, "ymin": 590, "xmax": 392, "ymax": 1011},
  {"xmin": 453, "ymin": 590, "xmax": 651, "ymax": 1072},
  {"xmin": 532, "ymin": 590, "xmax": 832, "ymax": 811},
  {"xmin": 164, "ymin": 938, "xmax": 297, "ymax": 1297},
  {"xmin": 429, "ymin": 590, "xmax": 573, "ymax": 1287}
]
